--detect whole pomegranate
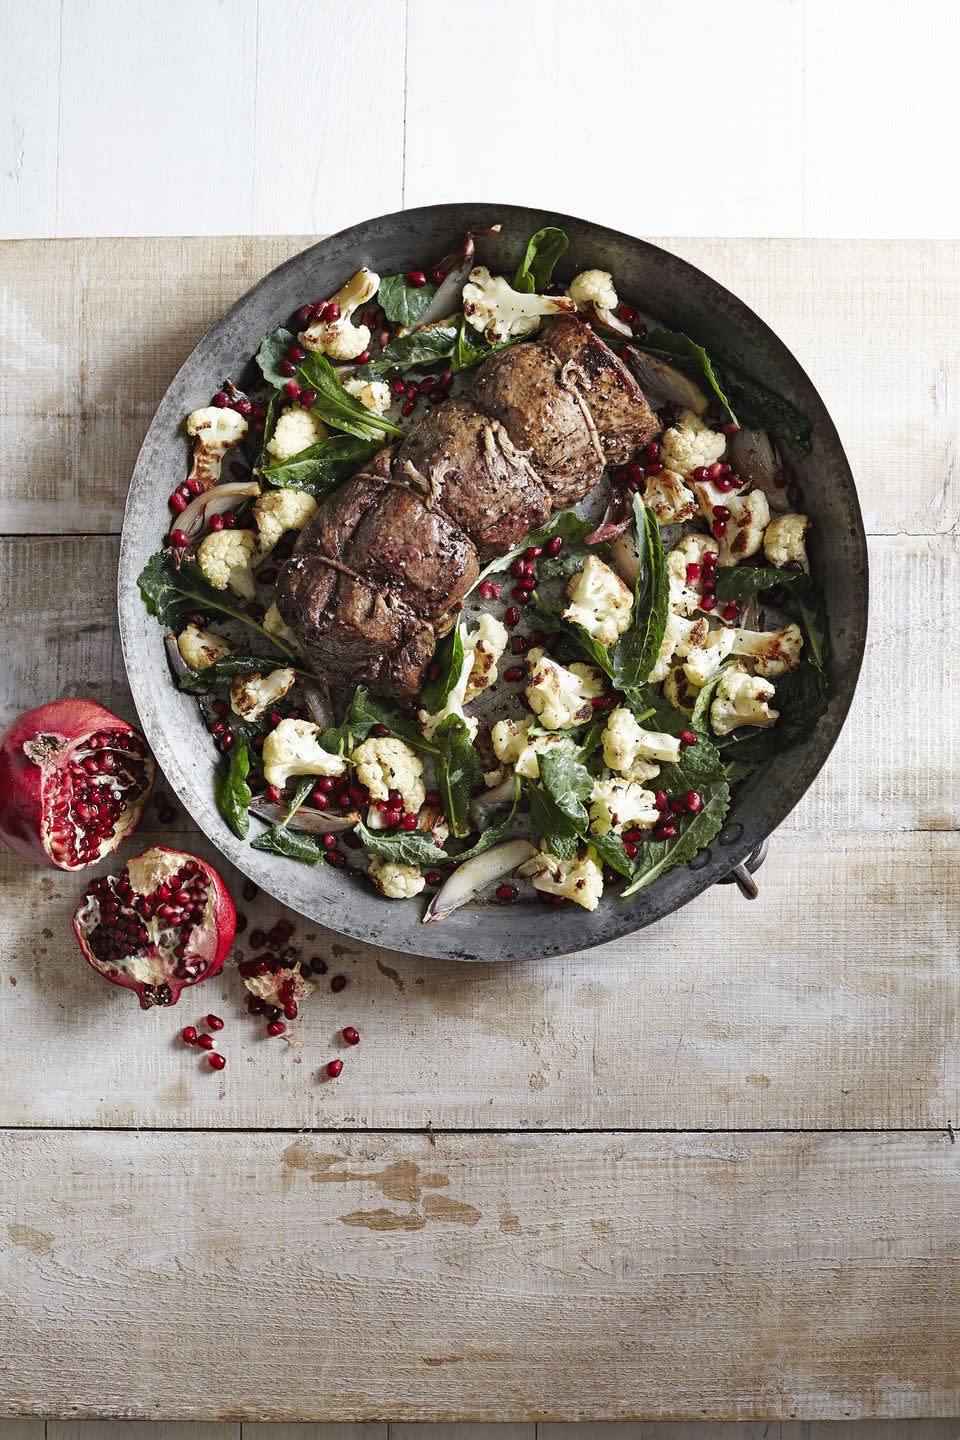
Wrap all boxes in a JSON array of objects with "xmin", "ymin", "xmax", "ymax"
[
  {"xmin": 0, "ymin": 699, "xmax": 155, "ymax": 870},
  {"xmin": 74, "ymin": 845, "xmax": 236, "ymax": 1008}
]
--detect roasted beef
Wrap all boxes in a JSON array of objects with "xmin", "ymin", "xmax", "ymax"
[{"xmin": 276, "ymin": 317, "xmax": 659, "ymax": 702}]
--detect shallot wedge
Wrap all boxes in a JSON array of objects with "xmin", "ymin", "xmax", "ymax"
[
  {"xmin": 248, "ymin": 798, "xmax": 359, "ymax": 833},
  {"xmin": 423, "ymin": 839, "xmax": 536, "ymax": 923},
  {"xmin": 624, "ymin": 350, "xmax": 709, "ymax": 415},
  {"xmin": 470, "ymin": 773, "xmax": 519, "ymax": 829},
  {"xmin": 729, "ymin": 426, "xmax": 789, "ymax": 513},
  {"xmin": 411, "ymin": 225, "xmax": 503, "ymax": 331},
  {"xmin": 177, "ymin": 480, "xmax": 260, "ymax": 541}
]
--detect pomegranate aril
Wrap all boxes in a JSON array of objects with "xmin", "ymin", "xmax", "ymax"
[
  {"xmin": 685, "ymin": 790, "xmax": 704, "ymax": 813},
  {"xmin": 249, "ymin": 928, "xmax": 266, "ymax": 948},
  {"xmin": 653, "ymin": 823, "xmax": 677, "ymax": 841},
  {"xmin": 504, "ymin": 605, "xmax": 520, "ymax": 627},
  {"xmin": 326, "ymin": 1058, "xmax": 343, "ymax": 1078},
  {"xmin": 207, "ymin": 1052, "xmax": 226, "ymax": 1071},
  {"xmin": 496, "ymin": 883, "xmax": 518, "ymax": 901},
  {"xmin": 284, "ymin": 1002, "xmax": 298, "ymax": 1021},
  {"xmin": 182, "ymin": 1026, "xmax": 198, "ymax": 1045},
  {"xmin": 545, "ymin": 535, "xmax": 563, "ymax": 556},
  {"xmin": 197, "ymin": 1033, "xmax": 215, "ymax": 1051},
  {"xmin": 721, "ymin": 602, "xmax": 741, "ymax": 622},
  {"xmin": 266, "ymin": 1020, "xmax": 286, "ymax": 1037},
  {"xmin": 331, "ymin": 974, "xmax": 347, "ymax": 993},
  {"xmin": 169, "ymin": 529, "xmax": 190, "ymax": 549},
  {"xmin": 504, "ymin": 664, "xmax": 524, "ymax": 682},
  {"xmin": 343, "ymin": 1026, "xmax": 360, "ymax": 1045},
  {"xmin": 206, "ymin": 1013, "xmax": 224, "ymax": 1032},
  {"xmin": 679, "ymin": 729, "xmax": 698, "ymax": 747},
  {"xmin": 406, "ymin": 269, "xmax": 427, "ymax": 286}
]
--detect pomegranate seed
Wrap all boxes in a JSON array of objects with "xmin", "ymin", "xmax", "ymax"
[
  {"xmin": 708, "ymin": 462, "xmax": 724, "ymax": 480},
  {"xmin": 712, "ymin": 521, "xmax": 727, "ymax": 539},
  {"xmin": 278, "ymin": 359, "xmax": 297, "ymax": 378},
  {"xmin": 510, "ymin": 635, "xmax": 527, "ymax": 655},
  {"xmin": 425, "ymin": 789, "xmax": 441, "ymax": 806},
  {"xmin": 545, "ymin": 535, "xmax": 563, "ymax": 556},
  {"xmin": 284, "ymin": 1002, "xmax": 298, "ymax": 1021},
  {"xmin": 323, "ymin": 302, "xmax": 341, "ymax": 322},
  {"xmin": 331, "ymin": 975, "xmax": 347, "ymax": 993},
  {"xmin": 401, "ymin": 399, "xmax": 415, "ymax": 417},
  {"xmin": 247, "ymin": 996, "xmax": 265, "ymax": 1015},
  {"xmin": 284, "ymin": 380, "xmax": 302, "ymax": 401},
  {"xmin": 425, "ymin": 870, "xmax": 442, "ymax": 886},
  {"xmin": 439, "ymin": 370, "xmax": 453, "ymax": 389},
  {"xmin": 294, "ymin": 304, "xmax": 313, "ymax": 327},
  {"xmin": 774, "ymin": 467, "xmax": 791, "ymax": 489},
  {"xmin": 343, "ymin": 1026, "xmax": 360, "ymax": 1045},
  {"xmin": 266, "ymin": 1021, "xmax": 286, "ymax": 1037},
  {"xmin": 654, "ymin": 790, "xmax": 668, "ymax": 810},
  {"xmin": 510, "ymin": 585, "xmax": 531, "ymax": 604},
  {"xmin": 401, "ymin": 812, "xmax": 419, "ymax": 831},
  {"xmin": 679, "ymin": 729, "xmax": 698, "ymax": 747},
  {"xmin": 623, "ymin": 827, "xmax": 644, "ymax": 842},
  {"xmin": 355, "ymin": 349, "xmax": 371, "ymax": 366},
  {"xmin": 212, "ymin": 391, "xmax": 230, "ymax": 407},
  {"xmin": 712, "ymin": 505, "xmax": 731, "ymax": 521},
  {"xmin": 419, "ymin": 375, "xmax": 437, "ymax": 394},
  {"xmin": 310, "ymin": 790, "xmax": 330, "ymax": 810},
  {"xmin": 206, "ymin": 1014, "xmax": 224, "ymax": 1032},
  {"xmin": 617, "ymin": 303, "xmax": 638, "ymax": 324},
  {"xmin": 197, "ymin": 1033, "xmax": 215, "ymax": 1051},
  {"xmin": 169, "ymin": 490, "xmax": 188, "ymax": 513},
  {"xmin": 182, "ymin": 1026, "xmax": 197, "ymax": 1046},
  {"xmin": 644, "ymin": 440, "xmax": 661, "ymax": 461},
  {"xmin": 478, "ymin": 579, "xmax": 501, "ymax": 600},
  {"xmin": 670, "ymin": 800, "xmax": 686, "ymax": 816},
  {"xmin": 524, "ymin": 545, "xmax": 543, "ymax": 560},
  {"xmin": 715, "ymin": 477, "xmax": 734, "ymax": 493},
  {"xmin": 300, "ymin": 387, "xmax": 317, "ymax": 408},
  {"xmin": 369, "ymin": 722, "xmax": 391, "ymax": 739},
  {"xmin": 685, "ymin": 790, "xmax": 704, "ymax": 813},
  {"xmin": 310, "ymin": 957, "xmax": 328, "ymax": 974},
  {"xmin": 693, "ymin": 466, "xmax": 710, "ymax": 482},
  {"xmin": 653, "ymin": 823, "xmax": 677, "ymax": 841},
  {"xmin": 623, "ymin": 841, "xmax": 639, "ymax": 859},
  {"xmin": 504, "ymin": 664, "xmax": 524, "ymax": 682},
  {"xmin": 326, "ymin": 1058, "xmax": 344, "ymax": 1078},
  {"xmin": 208, "ymin": 514, "xmax": 225, "ymax": 532},
  {"xmin": 703, "ymin": 551, "xmax": 719, "ymax": 566},
  {"xmin": 496, "ymin": 883, "xmax": 518, "ymax": 901},
  {"xmin": 722, "ymin": 422, "xmax": 739, "ymax": 437},
  {"xmin": 504, "ymin": 605, "xmax": 520, "ymax": 626},
  {"xmin": 406, "ymin": 269, "xmax": 427, "ymax": 286},
  {"xmin": 250, "ymin": 928, "xmax": 266, "ymax": 947},
  {"xmin": 685, "ymin": 562, "xmax": 702, "ymax": 584},
  {"xmin": 207, "ymin": 1053, "xmax": 226, "ymax": 1071},
  {"xmin": 721, "ymin": 601, "xmax": 741, "ymax": 622},
  {"xmin": 287, "ymin": 344, "xmax": 306, "ymax": 363},
  {"xmin": 646, "ymin": 460, "xmax": 664, "ymax": 476},
  {"xmin": 169, "ymin": 529, "xmax": 190, "ymax": 549}
]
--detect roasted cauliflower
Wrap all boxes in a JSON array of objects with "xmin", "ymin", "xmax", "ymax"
[
  {"xmin": 524, "ymin": 648, "xmax": 605, "ymax": 729},
  {"xmin": 660, "ymin": 409, "xmax": 726, "ymax": 477},
  {"xmin": 299, "ymin": 267, "xmax": 380, "ymax": 362},
  {"xmin": 253, "ymin": 488, "xmax": 317, "ymax": 558},
  {"xmin": 197, "ymin": 529, "xmax": 258, "ymax": 600},
  {"xmin": 563, "ymin": 554, "xmax": 633, "ymax": 647},
  {"xmin": 710, "ymin": 667, "xmax": 779, "ymax": 736},
  {"xmin": 262, "ymin": 718, "xmax": 346, "ymax": 788},
  {"xmin": 368, "ymin": 855, "xmax": 425, "ymax": 899},
  {"xmin": 462, "ymin": 266, "xmax": 575, "ymax": 345},
  {"xmin": 230, "ymin": 667, "xmax": 297, "ymax": 722},
  {"xmin": 352, "ymin": 736, "xmax": 425, "ymax": 814},
  {"xmin": 265, "ymin": 405, "xmax": 327, "ymax": 463},
  {"xmin": 518, "ymin": 846, "xmax": 604, "ymax": 912},
  {"xmin": 764, "ymin": 512, "xmax": 811, "ymax": 572},
  {"xmin": 588, "ymin": 778, "xmax": 660, "ymax": 836},
  {"xmin": 176, "ymin": 624, "xmax": 234, "ymax": 671}
]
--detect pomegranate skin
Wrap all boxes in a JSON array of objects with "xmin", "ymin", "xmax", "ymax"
[
  {"xmin": 73, "ymin": 844, "xmax": 237, "ymax": 1009},
  {"xmin": 0, "ymin": 698, "xmax": 155, "ymax": 870}
]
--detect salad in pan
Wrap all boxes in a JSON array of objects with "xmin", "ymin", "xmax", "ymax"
[{"xmin": 138, "ymin": 223, "xmax": 828, "ymax": 921}]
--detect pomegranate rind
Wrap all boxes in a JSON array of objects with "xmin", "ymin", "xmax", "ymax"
[
  {"xmin": 73, "ymin": 844, "xmax": 237, "ymax": 1008},
  {"xmin": 0, "ymin": 698, "xmax": 155, "ymax": 871}
]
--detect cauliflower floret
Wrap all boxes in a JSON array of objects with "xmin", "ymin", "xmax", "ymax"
[
  {"xmin": 645, "ymin": 468, "xmax": 697, "ymax": 525},
  {"xmin": 563, "ymin": 554, "xmax": 633, "ymax": 647},
  {"xmin": 264, "ymin": 602, "xmax": 299, "ymax": 649},
  {"xmin": 185, "ymin": 407, "xmax": 248, "ymax": 489},
  {"xmin": 265, "ymin": 405, "xmax": 327, "ymax": 464},
  {"xmin": 710, "ymin": 667, "xmax": 779, "ymax": 737},
  {"xmin": 589, "ymin": 777, "xmax": 661, "ymax": 836},
  {"xmin": 566, "ymin": 268, "xmax": 630, "ymax": 336},
  {"xmin": 262, "ymin": 718, "xmax": 346, "ymax": 788},
  {"xmin": 693, "ymin": 482, "xmax": 770, "ymax": 565},
  {"xmin": 230, "ymin": 667, "xmax": 297, "ymax": 722},
  {"xmin": 518, "ymin": 846, "xmax": 604, "ymax": 912},
  {"xmin": 660, "ymin": 409, "xmax": 726, "ymax": 478},
  {"xmin": 197, "ymin": 529, "xmax": 258, "ymax": 600},
  {"xmin": 602, "ymin": 705, "xmax": 681, "ymax": 783},
  {"xmin": 730, "ymin": 623, "xmax": 804, "ymax": 678},
  {"xmin": 524, "ymin": 648, "xmax": 605, "ymax": 730},
  {"xmin": 253, "ymin": 488, "xmax": 318, "ymax": 558},
  {"xmin": 342, "ymin": 378, "xmax": 392, "ymax": 415},
  {"xmin": 352, "ymin": 736, "xmax": 425, "ymax": 815},
  {"xmin": 299, "ymin": 267, "xmax": 380, "ymax": 361},
  {"xmin": 682, "ymin": 628, "xmax": 736, "ymax": 686},
  {"xmin": 648, "ymin": 612, "xmax": 710, "ymax": 684},
  {"xmin": 491, "ymin": 716, "xmax": 577, "ymax": 779},
  {"xmin": 176, "ymin": 624, "xmax": 234, "ymax": 671},
  {"xmin": 368, "ymin": 855, "xmax": 425, "ymax": 900},
  {"xmin": 464, "ymin": 613, "xmax": 509, "ymax": 700},
  {"xmin": 462, "ymin": 266, "xmax": 576, "ymax": 345},
  {"xmin": 663, "ymin": 660, "xmax": 701, "ymax": 713},
  {"xmin": 764, "ymin": 512, "xmax": 811, "ymax": 572}
]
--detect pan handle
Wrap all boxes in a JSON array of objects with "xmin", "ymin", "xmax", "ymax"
[{"xmin": 717, "ymin": 837, "xmax": 769, "ymax": 900}]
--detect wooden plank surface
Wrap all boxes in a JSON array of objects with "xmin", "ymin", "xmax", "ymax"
[
  {"xmin": 2, "ymin": 1131, "xmax": 959, "ymax": 1422},
  {"xmin": 2, "ymin": 237, "xmax": 959, "ymax": 537}
]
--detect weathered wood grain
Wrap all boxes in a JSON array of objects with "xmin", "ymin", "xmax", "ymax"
[
  {"xmin": 1, "ymin": 237, "xmax": 958, "ymax": 536},
  {"xmin": 2, "ymin": 1131, "xmax": 958, "ymax": 1422},
  {"xmin": 2, "ymin": 815, "xmax": 956, "ymax": 1131},
  {"xmin": 0, "ymin": 533, "xmax": 951, "ymax": 837}
]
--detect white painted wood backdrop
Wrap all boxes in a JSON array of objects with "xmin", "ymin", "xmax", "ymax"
[{"xmin": 3, "ymin": 0, "xmax": 960, "ymax": 243}]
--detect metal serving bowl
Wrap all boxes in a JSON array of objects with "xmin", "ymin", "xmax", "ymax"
[{"xmin": 117, "ymin": 203, "xmax": 867, "ymax": 961}]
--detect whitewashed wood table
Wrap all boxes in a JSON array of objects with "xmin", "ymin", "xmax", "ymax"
[{"xmin": 1, "ymin": 236, "xmax": 958, "ymax": 1424}]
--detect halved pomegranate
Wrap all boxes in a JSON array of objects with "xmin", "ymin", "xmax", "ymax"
[
  {"xmin": 0, "ymin": 699, "xmax": 155, "ymax": 870},
  {"xmin": 74, "ymin": 845, "xmax": 236, "ymax": 1008}
]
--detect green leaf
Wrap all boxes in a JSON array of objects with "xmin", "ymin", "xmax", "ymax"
[
  {"xmin": 528, "ymin": 749, "xmax": 594, "ymax": 860},
  {"xmin": 528, "ymin": 783, "xmax": 580, "ymax": 862},
  {"xmin": 178, "ymin": 654, "xmax": 313, "ymax": 693},
  {"xmin": 355, "ymin": 325, "xmax": 458, "ymax": 380},
  {"xmin": 355, "ymin": 820, "xmax": 447, "ymax": 867},
  {"xmin": 285, "ymin": 776, "xmax": 315, "ymax": 821},
  {"xmin": 433, "ymin": 714, "xmax": 479, "ymax": 840},
  {"xmin": 513, "ymin": 226, "xmax": 569, "ymax": 294},
  {"xmin": 137, "ymin": 552, "xmax": 298, "ymax": 658},
  {"xmin": 634, "ymin": 328, "xmax": 735, "ymax": 420},
  {"xmin": 611, "ymin": 496, "xmax": 669, "ymax": 688},
  {"xmin": 320, "ymin": 686, "xmax": 438, "ymax": 758},
  {"xmin": 713, "ymin": 564, "xmax": 811, "ymax": 604},
  {"xmin": 256, "ymin": 327, "xmax": 296, "ymax": 389},
  {"xmin": 297, "ymin": 350, "xmax": 407, "ymax": 440},
  {"xmin": 620, "ymin": 782, "xmax": 731, "ymax": 897},
  {"xmin": 711, "ymin": 361, "xmax": 812, "ymax": 456},
  {"xmin": 450, "ymin": 316, "xmax": 522, "ymax": 374},
  {"xmin": 263, "ymin": 435, "xmax": 384, "ymax": 496},
  {"xmin": 376, "ymin": 274, "xmax": 438, "ymax": 328},
  {"xmin": 472, "ymin": 510, "xmax": 596, "ymax": 588},
  {"xmin": 690, "ymin": 659, "xmax": 737, "ymax": 735},
  {"xmin": 711, "ymin": 566, "xmax": 830, "ymax": 672},
  {"xmin": 717, "ymin": 662, "xmax": 828, "ymax": 765},
  {"xmin": 589, "ymin": 830, "xmax": 637, "ymax": 879},
  {"xmin": 251, "ymin": 824, "xmax": 323, "ymax": 864},
  {"xmin": 215, "ymin": 741, "xmax": 252, "ymax": 840},
  {"xmin": 420, "ymin": 625, "xmax": 465, "ymax": 714},
  {"xmin": 256, "ymin": 389, "xmax": 281, "ymax": 471}
]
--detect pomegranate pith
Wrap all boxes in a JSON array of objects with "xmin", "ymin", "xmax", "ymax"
[
  {"xmin": 73, "ymin": 845, "xmax": 236, "ymax": 1009},
  {"xmin": 0, "ymin": 699, "xmax": 155, "ymax": 871}
]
